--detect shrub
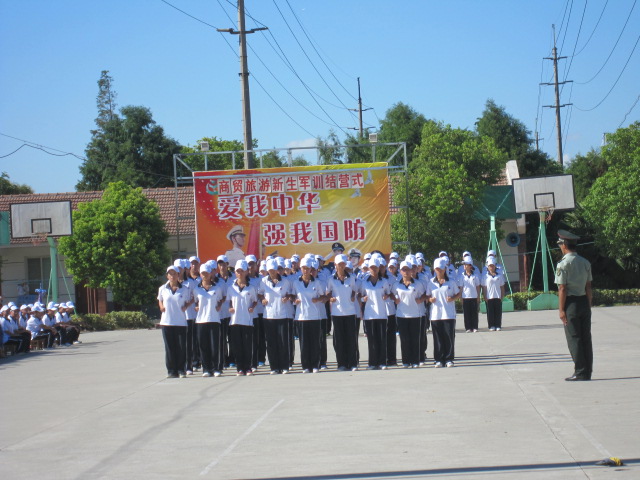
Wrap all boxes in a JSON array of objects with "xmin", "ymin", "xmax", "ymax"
[{"xmin": 72, "ymin": 311, "xmax": 153, "ymax": 331}]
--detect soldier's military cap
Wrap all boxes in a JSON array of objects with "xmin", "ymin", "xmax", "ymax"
[{"xmin": 557, "ymin": 229, "xmax": 579, "ymax": 244}]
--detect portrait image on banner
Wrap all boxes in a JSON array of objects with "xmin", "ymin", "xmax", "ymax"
[{"xmin": 193, "ymin": 162, "xmax": 391, "ymax": 262}]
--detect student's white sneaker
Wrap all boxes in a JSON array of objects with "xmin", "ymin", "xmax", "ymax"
[
  {"xmin": 380, "ymin": 365, "xmax": 387, "ymax": 370},
  {"xmin": 434, "ymin": 362, "xmax": 443, "ymax": 368},
  {"xmin": 351, "ymin": 367, "xmax": 358, "ymax": 372},
  {"xmin": 412, "ymin": 364, "xmax": 419, "ymax": 369},
  {"xmin": 213, "ymin": 371, "xmax": 221, "ymax": 377},
  {"xmin": 496, "ymin": 327, "xmax": 502, "ymax": 331},
  {"xmin": 179, "ymin": 372, "xmax": 187, "ymax": 378},
  {"xmin": 312, "ymin": 368, "xmax": 319, "ymax": 373},
  {"xmin": 186, "ymin": 370, "xmax": 194, "ymax": 375},
  {"xmin": 202, "ymin": 372, "xmax": 212, "ymax": 377},
  {"xmin": 446, "ymin": 361, "xmax": 454, "ymax": 368},
  {"xmin": 282, "ymin": 369, "xmax": 289, "ymax": 374},
  {"xmin": 402, "ymin": 364, "xmax": 410, "ymax": 368},
  {"xmin": 270, "ymin": 370, "xmax": 278, "ymax": 375},
  {"xmin": 302, "ymin": 369, "xmax": 310, "ymax": 374},
  {"xmin": 367, "ymin": 365, "xmax": 376, "ymax": 370},
  {"xmin": 73, "ymin": 341, "xmax": 82, "ymax": 344}
]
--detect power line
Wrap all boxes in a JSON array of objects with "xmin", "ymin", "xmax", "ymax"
[
  {"xmin": 283, "ymin": 0, "xmax": 357, "ymax": 102},
  {"xmin": 0, "ymin": 144, "xmax": 28, "ymax": 158},
  {"xmin": 575, "ymin": 0, "xmax": 637, "ymax": 85},
  {"xmin": 572, "ymin": 0, "xmax": 608, "ymax": 57},
  {"xmin": 574, "ymin": 32, "xmax": 640, "ymax": 111},
  {"xmin": 159, "ymin": 0, "xmax": 219, "ymax": 29},
  {"xmin": 270, "ymin": 0, "xmax": 356, "ymax": 122},
  {"xmin": 558, "ymin": 0, "xmax": 575, "ymax": 55},
  {"xmin": 618, "ymin": 93, "xmax": 640, "ymax": 127},
  {"xmin": 561, "ymin": 0, "xmax": 587, "ymax": 88}
]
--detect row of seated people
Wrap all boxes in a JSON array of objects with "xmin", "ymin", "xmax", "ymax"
[{"xmin": 0, "ymin": 301, "xmax": 81, "ymax": 355}]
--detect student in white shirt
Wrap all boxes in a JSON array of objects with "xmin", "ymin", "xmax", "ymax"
[
  {"xmin": 158, "ymin": 265, "xmax": 190, "ymax": 378},
  {"xmin": 429, "ymin": 257, "xmax": 461, "ymax": 368},
  {"xmin": 393, "ymin": 261, "xmax": 429, "ymax": 368},
  {"xmin": 327, "ymin": 254, "xmax": 359, "ymax": 371},
  {"xmin": 458, "ymin": 258, "xmax": 481, "ymax": 332},
  {"xmin": 360, "ymin": 256, "xmax": 392, "ymax": 370},
  {"xmin": 26, "ymin": 306, "xmax": 55, "ymax": 348},
  {"xmin": 194, "ymin": 263, "xmax": 226, "ymax": 377},
  {"xmin": 482, "ymin": 258, "xmax": 505, "ymax": 331},
  {"xmin": 261, "ymin": 259, "xmax": 292, "ymax": 374},
  {"xmin": 292, "ymin": 257, "xmax": 326, "ymax": 373},
  {"xmin": 246, "ymin": 255, "xmax": 266, "ymax": 370},
  {"xmin": 216, "ymin": 255, "xmax": 235, "ymax": 368},
  {"xmin": 378, "ymin": 258, "xmax": 399, "ymax": 367},
  {"xmin": 227, "ymin": 260, "xmax": 258, "ymax": 376}
]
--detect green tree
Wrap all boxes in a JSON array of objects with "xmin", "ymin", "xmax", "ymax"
[
  {"xmin": 0, "ymin": 172, "xmax": 33, "ymax": 195},
  {"xmin": 59, "ymin": 182, "xmax": 170, "ymax": 307},
  {"xmin": 565, "ymin": 149, "xmax": 606, "ymax": 202},
  {"xmin": 316, "ymin": 129, "xmax": 344, "ymax": 165},
  {"xmin": 94, "ymin": 70, "xmax": 118, "ymax": 133},
  {"xmin": 392, "ymin": 121, "xmax": 507, "ymax": 258},
  {"xmin": 476, "ymin": 99, "xmax": 562, "ymax": 177},
  {"xmin": 78, "ymin": 105, "xmax": 182, "ymax": 191},
  {"xmin": 580, "ymin": 122, "xmax": 640, "ymax": 271},
  {"xmin": 180, "ymin": 137, "xmax": 249, "ymax": 172},
  {"xmin": 378, "ymin": 102, "xmax": 427, "ymax": 165}
]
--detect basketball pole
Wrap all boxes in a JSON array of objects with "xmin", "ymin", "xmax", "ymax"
[
  {"xmin": 47, "ymin": 237, "xmax": 59, "ymax": 302},
  {"xmin": 527, "ymin": 211, "xmax": 559, "ymax": 310}
]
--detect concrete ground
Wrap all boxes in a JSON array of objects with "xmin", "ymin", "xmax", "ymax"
[{"xmin": 1, "ymin": 306, "xmax": 639, "ymax": 480}]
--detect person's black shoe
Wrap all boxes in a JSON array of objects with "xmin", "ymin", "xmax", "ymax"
[{"xmin": 565, "ymin": 375, "xmax": 590, "ymax": 381}]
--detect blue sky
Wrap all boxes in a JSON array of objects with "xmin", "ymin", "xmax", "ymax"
[{"xmin": 1, "ymin": 0, "xmax": 638, "ymax": 193}]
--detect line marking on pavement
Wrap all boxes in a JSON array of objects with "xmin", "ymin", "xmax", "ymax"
[
  {"xmin": 200, "ymin": 398, "xmax": 285, "ymax": 476},
  {"xmin": 540, "ymin": 385, "xmax": 612, "ymax": 458}
]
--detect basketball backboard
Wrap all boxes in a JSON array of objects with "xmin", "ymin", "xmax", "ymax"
[
  {"xmin": 10, "ymin": 201, "xmax": 73, "ymax": 238},
  {"xmin": 512, "ymin": 175, "xmax": 576, "ymax": 214}
]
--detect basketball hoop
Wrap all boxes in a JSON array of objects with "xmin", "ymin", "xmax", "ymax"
[
  {"xmin": 540, "ymin": 206, "xmax": 555, "ymax": 225},
  {"xmin": 30, "ymin": 232, "xmax": 49, "ymax": 246}
]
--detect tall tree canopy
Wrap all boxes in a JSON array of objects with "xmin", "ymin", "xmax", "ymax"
[
  {"xmin": 378, "ymin": 102, "xmax": 427, "ymax": 165},
  {"xmin": 77, "ymin": 72, "xmax": 182, "ymax": 191},
  {"xmin": 59, "ymin": 182, "xmax": 170, "ymax": 307},
  {"xmin": 476, "ymin": 99, "xmax": 562, "ymax": 177},
  {"xmin": 580, "ymin": 122, "xmax": 640, "ymax": 271},
  {"xmin": 392, "ymin": 121, "xmax": 506, "ymax": 258},
  {"xmin": 0, "ymin": 172, "xmax": 33, "ymax": 195}
]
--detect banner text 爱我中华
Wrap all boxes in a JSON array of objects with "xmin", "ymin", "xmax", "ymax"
[{"xmin": 193, "ymin": 162, "xmax": 391, "ymax": 265}]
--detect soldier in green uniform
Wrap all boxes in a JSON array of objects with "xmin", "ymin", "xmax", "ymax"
[{"xmin": 554, "ymin": 229, "xmax": 593, "ymax": 381}]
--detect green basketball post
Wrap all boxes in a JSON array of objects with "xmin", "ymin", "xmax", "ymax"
[
  {"xmin": 480, "ymin": 214, "xmax": 515, "ymax": 313},
  {"xmin": 527, "ymin": 211, "xmax": 559, "ymax": 310},
  {"xmin": 47, "ymin": 236, "xmax": 59, "ymax": 303}
]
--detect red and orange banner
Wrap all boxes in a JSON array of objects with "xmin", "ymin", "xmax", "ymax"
[{"xmin": 193, "ymin": 162, "xmax": 391, "ymax": 264}]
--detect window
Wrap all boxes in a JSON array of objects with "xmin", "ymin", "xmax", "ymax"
[{"xmin": 27, "ymin": 257, "xmax": 51, "ymax": 295}]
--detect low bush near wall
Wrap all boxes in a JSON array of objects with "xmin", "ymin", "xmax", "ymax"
[
  {"xmin": 506, "ymin": 289, "xmax": 640, "ymax": 310},
  {"xmin": 72, "ymin": 311, "xmax": 153, "ymax": 331}
]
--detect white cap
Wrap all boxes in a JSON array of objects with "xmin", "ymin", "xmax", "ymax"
[
  {"xmin": 66, "ymin": 302, "xmax": 75, "ymax": 308},
  {"xmin": 463, "ymin": 257, "xmax": 474, "ymax": 265},
  {"xmin": 463, "ymin": 251, "xmax": 471, "ymax": 257},
  {"xmin": 405, "ymin": 255, "xmax": 417, "ymax": 266},
  {"xmin": 47, "ymin": 302, "xmax": 56, "ymax": 309},
  {"xmin": 217, "ymin": 255, "xmax": 229, "ymax": 263},
  {"xmin": 487, "ymin": 250, "xmax": 497, "ymax": 257},
  {"xmin": 362, "ymin": 260, "xmax": 370, "ymax": 268},
  {"xmin": 389, "ymin": 259, "xmax": 398, "ymax": 267},
  {"xmin": 167, "ymin": 265, "xmax": 180, "ymax": 274},
  {"xmin": 363, "ymin": 253, "xmax": 372, "ymax": 260},
  {"xmin": 189, "ymin": 256, "xmax": 200, "ymax": 264},
  {"xmin": 389, "ymin": 252, "xmax": 399, "ymax": 259},
  {"xmin": 416, "ymin": 252, "xmax": 425, "ymax": 259},
  {"xmin": 266, "ymin": 259, "xmax": 278, "ymax": 271},
  {"xmin": 235, "ymin": 260, "xmax": 249, "ymax": 271},
  {"xmin": 245, "ymin": 255, "xmax": 257, "ymax": 263},
  {"xmin": 300, "ymin": 257, "xmax": 314, "ymax": 268},
  {"xmin": 438, "ymin": 251, "xmax": 448, "ymax": 257},
  {"xmin": 10, "ymin": 305, "xmax": 18, "ymax": 311},
  {"xmin": 173, "ymin": 259, "xmax": 183, "ymax": 269},
  {"xmin": 486, "ymin": 257, "xmax": 496, "ymax": 266},
  {"xmin": 259, "ymin": 261, "xmax": 268, "ymax": 272},
  {"xmin": 399, "ymin": 260, "xmax": 411, "ymax": 270},
  {"xmin": 315, "ymin": 254, "xmax": 324, "ymax": 262},
  {"xmin": 181, "ymin": 259, "xmax": 191, "ymax": 269},
  {"xmin": 334, "ymin": 254, "xmax": 349, "ymax": 265},
  {"xmin": 284, "ymin": 259, "xmax": 292, "ymax": 269},
  {"xmin": 199, "ymin": 263, "xmax": 212, "ymax": 274},
  {"xmin": 292, "ymin": 254, "xmax": 300, "ymax": 262},
  {"xmin": 276, "ymin": 257, "xmax": 285, "ymax": 269},
  {"xmin": 433, "ymin": 257, "xmax": 447, "ymax": 271},
  {"xmin": 20, "ymin": 305, "xmax": 28, "ymax": 310},
  {"xmin": 265, "ymin": 255, "xmax": 274, "ymax": 261},
  {"xmin": 0, "ymin": 305, "xmax": 8, "ymax": 313},
  {"xmin": 369, "ymin": 257, "xmax": 382, "ymax": 268},
  {"xmin": 33, "ymin": 305, "xmax": 44, "ymax": 313}
]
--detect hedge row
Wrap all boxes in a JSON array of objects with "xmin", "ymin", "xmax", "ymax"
[
  {"xmin": 506, "ymin": 289, "xmax": 640, "ymax": 310},
  {"xmin": 72, "ymin": 311, "xmax": 154, "ymax": 331}
]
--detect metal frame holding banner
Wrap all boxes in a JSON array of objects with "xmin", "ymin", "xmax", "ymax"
[{"xmin": 171, "ymin": 143, "xmax": 409, "ymax": 260}]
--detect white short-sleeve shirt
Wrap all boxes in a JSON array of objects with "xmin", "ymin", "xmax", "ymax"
[
  {"xmin": 326, "ymin": 273, "xmax": 358, "ymax": 317},
  {"xmin": 227, "ymin": 281, "xmax": 258, "ymax": 326},
  {"xmin": 393, "ymin": 278, "xmax": 426, "ymax": 319},
  {"xmin": 262, "ymin": 275, "xmax": 292, "ymax": 320},
  {"xmin": 458, "ymin": 272, "xmax": 481, "ymax": 299},
  {"xmin": 195, "ymin": 282, "xmax": 225, "ymax": 324},
  {"xmin": 292, "ymin": 277, "xmax": 323, "ymax": 321},
  {"xmin": 360, "ymin": 276, "xmax": 390, "ymax": 320},
  {"xmin": 157, "ymin": 283, "xmax": 189, "ymax": 327},
  {"xmin": 482, "ymin": 273, "xmax": 504, "ymax": 299},
  {"xmin": 429, "ymin": 278, "xmax": 459, "ymax": 321}
]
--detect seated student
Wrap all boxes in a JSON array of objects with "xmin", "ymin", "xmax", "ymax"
[
  {"xmin": 26, "ymin": 305, "xmax": 56, "ymax": 348},
  {"xmin": 8, "ymin": 305, "xmax": 32, "ymax": 353},
  {"xmin": 55, "ymin": 303, "xmax": 81, "ymax": 345},
  {"xmin": 46, "ymin": 302, "xmax": 67, "ymax": 346},
  {"xmin": 19, "ymin": 305, "xmax": 30, "ymax": 329},
  {"xmin": 1, "ymin": 306, "xmax": 28, "ymax": 353}
]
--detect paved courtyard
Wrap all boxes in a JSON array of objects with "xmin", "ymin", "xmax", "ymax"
[{"xmin": 2, "ymin": 306, "xmax": 639, "ymax": 479}]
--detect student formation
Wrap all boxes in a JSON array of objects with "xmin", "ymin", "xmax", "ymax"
[
  {"xmin": 1, "ymin": 301, "xmax": 81, "ymax": 355},
  {"xmin": 158, "ymin": 243, "xmax": 507, "ymax": 378}
]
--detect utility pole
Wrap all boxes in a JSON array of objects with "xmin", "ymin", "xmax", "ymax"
[
  {"xmin": 541, "ymin": 24, "xmax": 572, "ymax": 166},
  {"xmin": 535, "ymin": 131, "xmax": 540, "ymax": 151},
  {"xmin": 348, "ymin": 77, "xmax": 372, "ymax": 138},
  {"xmin": 217, "ymin": 0, "xmax": 267, "ymax": 169}
]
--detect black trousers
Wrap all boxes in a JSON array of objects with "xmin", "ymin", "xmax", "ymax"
[
  {"xmin": 386, "ymin": 314, "xmax": 397, "ymax": 365},
  {"xmin": 230, "ymin": 324, "xmax": 253, "ymax": 373},
  {"xmin": 36, "ymin": 331, "xmax": 55, "ymax": 348},
  {"xmin": 332, "ymin": 315, "xmax": 358, "ymax": 369},
  {"xmin": 419, "ymin": 316, "xmax": 429, "ymax": 362},
  {"xmin": 431, "ymin": 319, "xmax": 455, "ymax": 363},
  {"xmin": 264, "ymin": 318, "xmax": 290, "ymax": 372},
  {"xmin": 365, "ymin": 318, "xmax": 387, "ymax": 367},
  {"xmin": 320, "ymin": 317, "xmax": 328, "ymax": 367},
  {"xmin": 564, "ymin": 295, "xmax": 593, "ymax": 379},
  {"xmin": 251, "ymin": 315, "xmax": 265, "ymax": 368},
  {"xmin": 186, "ymin": 319, "xmax": 200, "ymax": 370},
  {"xmin": 462, "ymin": 298, "xmax": 479, "ymax": 330},
  {"xmin": 299, "ymin": 320, "xmax": 322, "ymax": 371},
  {"xmin": 221, "ymin": 318, "xmax": 234, "ymax": 366},
  {"xmin": 288, "ymin": 318, "xmax": 296, "ymax": 366},
  {"xmin": 397, "ymin": 317, "xmax": 421, "ymax": 366},
  {"xmin": 486, "ymin": 298, "xmax": 502, "ymax": 328},
  {"xmin": 197, "ymin": 322, "xmax": 222, "ymax": 374},
  {"xmin": 162, "ymin": 326, "xmax": 187, "ymax": 375}
]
